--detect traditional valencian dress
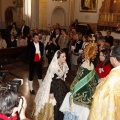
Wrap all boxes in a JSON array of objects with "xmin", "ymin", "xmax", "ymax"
[
  {"xmin": 88, "ymin": 66, "xmax": 120, "ymax": 120},
  {"xmin": 60, "ymin": 60, "xmax": 99, "ymax": 120},
  {"xmin": 32, "ymin": 50, "xmax": 69, "ymax": 120}
]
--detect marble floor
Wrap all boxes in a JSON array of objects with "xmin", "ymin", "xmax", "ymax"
[{"xmin": 1, "ymin": 61, "xmax": 74, "ymax": 119}]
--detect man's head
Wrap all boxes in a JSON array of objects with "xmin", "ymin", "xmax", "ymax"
[
  {"xmin": 110, "ymin": 45, "xmax": 120, "ymax": 67},
  {"xmin": 72, "ymin": 28, "xmax": 76, "ymax": 34},
  {"xmin": 33, "ymin": 33, "xmax": 39, "ymax": 43},
  {"xmin": 55, "ymin": 28, "xmax": 60, "ymax": 35},
  {"xmin": 106, "ymin": 30, "xmax": 111, "ymax": 36},
  {"xmin": 50, "ymin": 25, "xmax": 54, "ymax": 31},
  {"xmin": 22, "ymin": 20, "xmax": 25, "ymax": 26},
  {"xmin": 96, "ymin": 31, "xmax": 102, "ymax": 38},
  {"xmin": 55, "ymin": 23, "xmax": 60, "ymax": 29}
]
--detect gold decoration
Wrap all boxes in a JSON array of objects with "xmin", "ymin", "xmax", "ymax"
[
  {"xmin": 84, "ymin": 42, "xmax": 98, "ymax": 61},
  {"xmin": 32, "ymin": 102, "xmax": 54, "ymax": 120}
]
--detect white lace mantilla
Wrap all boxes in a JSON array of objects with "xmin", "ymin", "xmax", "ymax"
[{"xmin": 34, "ymin": 50, "xmax": 69, "ymax": 116}]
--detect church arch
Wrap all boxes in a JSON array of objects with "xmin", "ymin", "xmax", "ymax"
[{"xmin": 51, "ymin": 6, "xmax": 66, "ymax": 26}]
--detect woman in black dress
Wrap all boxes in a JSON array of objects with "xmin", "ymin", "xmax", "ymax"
[{"xmin": 32, "ymin": 50, "xmax": 69, "ymax": 120}]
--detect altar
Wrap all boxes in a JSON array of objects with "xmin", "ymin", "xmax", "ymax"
[
  {"xmin": 100, "ymin": 31, "xmax": 120, "ymax": 40},
  {"xmin": 98, "ymin": 0, "xmax": 120, "ymax": 42},
  {"xmin": 100, "ymin": 31, "xmax": 120, "ymax": 45}
]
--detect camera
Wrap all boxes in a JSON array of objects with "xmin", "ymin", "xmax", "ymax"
[{"xmin": 0, "ymin": 71, "xmax": 23, "ymax": 92}]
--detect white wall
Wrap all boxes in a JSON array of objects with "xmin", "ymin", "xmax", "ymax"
[
  {"xmin": 1, "ymin": 0, "xmax": 14, "ymax": 22},
  {"xmin": 74, "ymin": 0, "xmax": 104, "ymax": 23},
  {"xmin": 0, "ymin": 0, "xmax": 16, "ymax": 28},
  {"xmin": 47, "ymin": 0, "xmax": 70, "ymax": 27},
  {"xmin": 51, "ymin": 8, "xmax": 65, "ymax": 26}
]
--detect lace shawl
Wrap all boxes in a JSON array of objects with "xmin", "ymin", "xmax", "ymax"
[{"xmin": 34, "ymin": 50, "xmax": 69, "ymax": 116}]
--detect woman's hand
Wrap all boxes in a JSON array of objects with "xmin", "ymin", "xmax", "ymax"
[
  {"xmin": 98, "ymin": 78, "xmax": 104, "ymax": 84},
  {"xmin": 53, "ymin": 38, "xmax": 57, "ymax": 45},
  {"xmin": 50, "ymin": 93, "xmax": 54, "ymax": 99},
  {"xmin": 11, "ymin": 96, "xmax": 27, "ymax": 119},
  {"xmin": 11, "ymin": 107, "xmax": 18, "ymax": 116}
]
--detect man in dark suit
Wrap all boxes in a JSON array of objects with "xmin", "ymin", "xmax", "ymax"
[
  {"xmin": 49, "ymin": 25, "xmax": 55, "ymax": 40},
  {"xmin": 21, "ymin": 20, "xmax": 30, "ymax": 38},
  {"xmin": 28, "ymin": 33, "xmax": 44, "ymax": 94},
  {"xmin": 53, "ymin": 28, "xmax": 61, "ymax": 50},
  {"xmin": 105, "ymin": 30, "xmax": 114, "ymax": 47}
]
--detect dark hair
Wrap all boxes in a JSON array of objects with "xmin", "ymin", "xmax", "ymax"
[
  {"xmin": 56, "ymin": 23, "xmax": 60, "ymax": 26},
  {"xmin": 57, "ymin": 50, "xmax": 66, "ymax": 59},
  {"xmin": 75, "ymin": 19, "xmax": 78, "ymax": 22},
  {"xmin": 11, "ymin": 34, "xmax": 15, "ymax": 38},
  {"xmin": 100, "ymin": 49, "xmax": 111, "ymax": 66},
  {"xmin": 96, "ymin": 31, "xmax": 103, "ymax": 41},
  {"xmin": 88, "ymin": 34, "xmax": 92, "ymax": 39},
  {"xmin": 97, "ymin": 31, "xmax": 102, "ymax": 37},
  {"xmin": 62, "ymin": 28, "xmax": 66, "ymax": 32},
  {"xmin": 33, "ymin": 33, "xmax": 39, "ymax": 38},
  {"xmin": 107, "ymin": 30, "xmax": 111, "ymax": 34},
  {"xmin": 76, "ymin": 32, "xmax": 82, "ymax": 36},
  {"xmin": 83, "ymin": 35, "xmax": 88, "ymax": 42},
  {"xmin": 98, "ymin": 37, "xmax": 105, "ymax": 42},
  {"xmin": 0, "ymin": 88, "xmax": 19, "ymax": 117},
  {"xmin": 55, "ymin": 28, "xmax": 60, "ymax": 32},
  {"xmin": 111, "ymin": 45, "xmax": 120, "ymax": 62},
  {"xmin": 22, "ymin": 20, "xmax": 25, "ymax": 23}
]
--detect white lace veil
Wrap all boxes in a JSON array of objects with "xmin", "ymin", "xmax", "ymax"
[{"xmin": 34, "ymin": 50, "xmax": 69, "ymax": 116}]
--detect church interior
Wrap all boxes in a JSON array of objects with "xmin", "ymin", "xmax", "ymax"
[{"xmin": 0, "ymin": 0, "xmax": 120, "ymax": 119}]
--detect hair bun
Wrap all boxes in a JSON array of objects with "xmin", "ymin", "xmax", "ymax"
[{"xmin": 84, "ymin": 42, "xmax": 98, "ymax": 61}]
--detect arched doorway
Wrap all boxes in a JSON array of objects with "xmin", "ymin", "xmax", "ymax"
[
  {"xmin": 5, "ymin": 7, "xmax": 16, "ymax": 27},
  {"xmin": 51, "ymin": 7, "xmax": 66, "ymax": 27}
]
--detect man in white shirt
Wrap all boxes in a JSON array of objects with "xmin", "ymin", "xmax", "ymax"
[
  {"xmin": 28, "ymin": 33, "xmax": 44, "ymax": 94},
  {"xmin": 21, "ymin": 20, "xmax": 30, "ymax": 38}
]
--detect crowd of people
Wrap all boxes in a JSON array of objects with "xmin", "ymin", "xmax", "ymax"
[
  {"xmin": 0, "ymin": 19, "xmax": 120, "ymax": 120},
  {"xmin": 0, "ymin": 20, "xmax": 29, "ymax": 49}
]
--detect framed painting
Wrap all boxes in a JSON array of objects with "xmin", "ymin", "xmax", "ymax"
[{"xmin": 80, "ymin": 0, "xmax": 98, "ymax": 12}]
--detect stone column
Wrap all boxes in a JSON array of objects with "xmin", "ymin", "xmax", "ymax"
[
  {"xmin": 39, "ymin": 0, "xmax": 47, "ymax": 29},
  {"xmin": 68, "ymin": 0, "xmax": 75, "ymax": 26}
]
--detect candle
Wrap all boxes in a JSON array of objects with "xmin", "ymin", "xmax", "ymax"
[
  {"xmin": 108, "ymin": 13, "xmax": 110, "ymax": 22},
  {"xmin": 111, "ymin": 13, "xmax": 114, "ymax": 22},
  {"xmin": 104, "ymin": 13, "xmax": 106, "ymax": 22}
]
